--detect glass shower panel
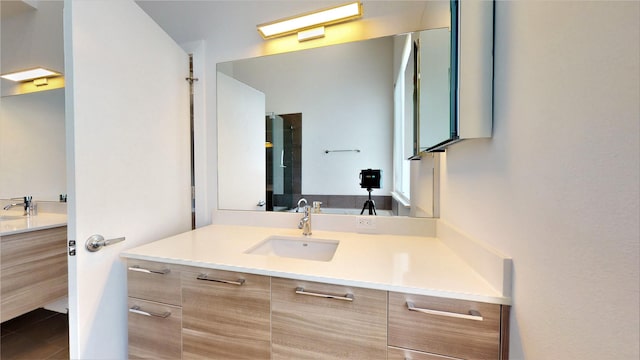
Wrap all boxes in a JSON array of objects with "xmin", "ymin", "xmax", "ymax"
[{"xmin": 266, "ymin": 114, "xmax": 295, "ymax": 211}]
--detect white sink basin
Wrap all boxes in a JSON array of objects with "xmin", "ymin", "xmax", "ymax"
[{"xmin": 245, "ymin": 235, "xmax": 339, "ymax": 262}]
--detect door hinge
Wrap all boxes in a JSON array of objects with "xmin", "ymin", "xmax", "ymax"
[{"xmin": 68, "ymin": 240, "xmax": 76, "ymax": 256}]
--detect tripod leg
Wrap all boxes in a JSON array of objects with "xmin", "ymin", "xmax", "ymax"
[{"xmin": 360, "ymin": 201, "xmax": 367, "ymax": 215}]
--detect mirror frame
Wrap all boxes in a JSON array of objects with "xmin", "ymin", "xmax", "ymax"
[{"xmin": 419, "ymin": 0, "xmax": 494, "ymax": 153}]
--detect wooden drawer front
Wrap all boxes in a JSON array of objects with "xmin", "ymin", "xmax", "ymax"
[
  {"xmin": 128, "ymin": 298, "xmax": 182, "ymax": 360},
  {"xmin": 181, "ymin": 269, "xmax": 270, "ymax": 360},
  {"xmin": 1, "ymin": 226, "xmax": 68, "ymax": 322},
  {"xmin": 388, "ymin": 346, "xmax": 462, "ymax": 360},
  {"xmin": 127, "ymin": 259, "xmax": 181, "ymax": 305},
  {"xmin": 271, "ymin": 277, "xmax": 387, "ymax": 360},
  {"xmin": 388, "ymin": 292, "xmax": 501, "ymax": 360},
  {"xmin": 0, "ymin": 226, "xmax": 67, "ymax": 270},
  {"xmin": 1, "ymin": 254, "xmax": 67, "ymax": 322}
]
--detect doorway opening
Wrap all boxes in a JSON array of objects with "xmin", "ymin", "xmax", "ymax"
[{"xmin": 265, "ymin": 113, "xmax": 302, "ymax": 212}]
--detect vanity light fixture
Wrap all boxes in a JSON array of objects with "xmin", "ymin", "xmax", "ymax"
[
  {"xmin": 1, "ymin": 67, "xmax": 61, "ymax": 82},
  {"xmin": 257, "ymin": 1, "xmax": 363, "ymax": 41},
  {"xmin": 297, "ymin": 27, "xmax": 326, "ymax": 42}
]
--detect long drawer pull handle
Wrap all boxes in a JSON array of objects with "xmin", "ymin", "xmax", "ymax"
[
  {"xmin": 197, "ymin": 274, "xmax": 245, "ymax": 286},
  {"xmin": 295, "ymin": 287, "xmax": 354, "ymax": 301},
  {"xmin": 129, "ymin": 305, "xmax": 171, "ymax": 318},
  {"xmin": 128, "ymin": 265, "xmax": 170, "ymax": 275},
  {"xmin": 406, "ymin": 301, "xmax": 483, "ymax": 321}
]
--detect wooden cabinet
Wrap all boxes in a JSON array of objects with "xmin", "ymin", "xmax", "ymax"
[
  {"xmin": 271, "ymin": 277, "xmax": 387, "ymax": 359},
  {"xmin": 181, "ymin": 268, "xmax": 270, "ymax": 360},
  {"xmin": 1, "ymin": 226, "xmax": 67, "ymax": 322},
  {"xmin": 126, "ymin": 259, "xmax": 183, "ymax": 359},
  {"xmin": 389, "ymin": 292, "xmax": 505, "ymax": 360},
  {"xmin": 388, "ymin": 346, "xmax": 457, "ymax": 360},
  {"xmin": 128, "ymin": 259, "xmax": 181, "ymax": 305},
  {"xmin": 126, "ymin": 259, "xmax": 510, "ymax": 360},
  {"xmin": 127, "ymin": 298, "xmax": 182, "ymax": 360}
]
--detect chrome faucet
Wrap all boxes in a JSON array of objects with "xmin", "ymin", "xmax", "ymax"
[
  {"xmin": 298, "ymin": 205, "xmax": 312, "ymax": 236},
  {"xmin": 3, "ymin": 196, "xmax": 36, "ymax": 216},
  {"xmin": 296, "ymin": 198, "xmax": 308, "ymax": 213}
]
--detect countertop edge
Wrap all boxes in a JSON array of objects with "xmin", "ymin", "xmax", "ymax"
[
  {"xmin": 120, "ymin": 252, "xmax": 512, "ymax": 306},
  {"xmin": 0, "ymin": 214, "xmax": 68, "ymax": 236}
]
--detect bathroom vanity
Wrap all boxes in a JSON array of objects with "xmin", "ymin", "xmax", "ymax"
[
  {"xmin": 0, "ymin": 213, "xmax": 68, "ymax": 322},
  {"xmin": 122, "ymin": 224, "xmax": 511, "ymax": 360}
]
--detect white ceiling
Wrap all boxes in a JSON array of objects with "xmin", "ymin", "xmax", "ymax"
[
  {"xmin": 135, "ymin": 1, "xmax": 429, "ymax": 45},
  {"xmin": 1, "ymin": 1, "xmax": 429, "ymax": 50}
]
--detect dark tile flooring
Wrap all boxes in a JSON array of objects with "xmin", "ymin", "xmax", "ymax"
[{"xmin": 0, "ymin": 308, "xmax": 69, "ymax": 360}]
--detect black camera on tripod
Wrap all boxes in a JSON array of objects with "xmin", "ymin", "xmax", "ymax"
[
  {"xmin": 359, "ymin": 169, "xmax": 381, "ymax": 189},
  {"xmin": 359, "ymin": 169, "xmax": 381, "ymax": 215}
]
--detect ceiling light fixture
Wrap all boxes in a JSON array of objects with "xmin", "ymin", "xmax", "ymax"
[
  {"xmin": 257, "ymin": 1, "xmax": 363, "ymax": 41},
  {"xmin": 0, "ymin": 67, "xmax": 61, "ymax": 82}
]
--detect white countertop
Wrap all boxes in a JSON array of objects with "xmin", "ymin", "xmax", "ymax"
[
  {"xmin": 122, "ymin": 224, "xmax": 510, "ymax": 305},
  {"xmin": 0, "ymin": 213, "xmax": 68, "ymax": 236}
]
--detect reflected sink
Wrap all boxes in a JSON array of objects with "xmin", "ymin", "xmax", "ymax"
[{"xmin": 245, "ymin": 235, "xmax": 339, "ymax": 262}]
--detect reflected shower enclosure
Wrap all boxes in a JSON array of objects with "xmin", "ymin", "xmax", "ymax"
[{"xmin": 265, "ymin": 113, "xmax": 301, "ymax": 211}]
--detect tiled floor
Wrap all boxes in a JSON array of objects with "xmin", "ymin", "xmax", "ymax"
[{"xmin": 0, "ymin": 308, "xmax": 69, "ymax": 360}]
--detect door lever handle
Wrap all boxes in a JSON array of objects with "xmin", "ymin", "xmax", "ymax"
[{"xmin": 85, "ymin": 234, "xmax": 125, "ymax": 252}]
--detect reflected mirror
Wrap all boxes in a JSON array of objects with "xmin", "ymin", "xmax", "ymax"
[{"xmin": 217, "ymin": 3, "xmax": 454, "ymax": 217}]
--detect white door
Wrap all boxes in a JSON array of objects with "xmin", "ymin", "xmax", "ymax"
[
  {"xmin": 217, "ymin": 72, "xmax": 267, "ymax": 211},
  {"xmin": 64, "ymin": 0, "xmax": 191, "ymax": 358}
]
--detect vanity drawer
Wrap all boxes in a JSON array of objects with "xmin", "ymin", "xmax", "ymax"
[
  {"xmin": 388, "ymin": 346, "xmax": 461, "ymax": 360},
  {"xmin": 181, "ymin": 268, "xmax": 271, "ymax": 359},
  {"xmin": 127, "ymin": 259, "xmax": 181, "ymax": 305},
  {"xmin": 271, "ymin": 277, "xmax": 387, "ymax": 359},
  {"xmin": 388, "ymin": 292, "xmax": 501, "ymax": 360},
  {"xmin": 128, "ymin": 297, "xmax": 182, "ymax": 360}
]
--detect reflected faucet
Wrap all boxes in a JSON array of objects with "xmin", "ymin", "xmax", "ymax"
[
  {"xmin": 298, "ymin": 205, "xmax": 312, "ymax": 236},
  {"xmin": 3, "ymin": 196, "xmax": 36, "ymax": 216},
  {"xmin": 296, "ymin": 198, "xmax": 308, "ymax": 213}
]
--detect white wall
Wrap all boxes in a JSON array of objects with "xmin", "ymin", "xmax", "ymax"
[
  {"xmin": 0, "ymin": 89, "xmax": 66, "ymax": 200},
  {"xmin": 440, "ymin": 1, "xmax": 639, "ymax": 359},
  {"xmin": 229, "ymin": 37, "xmax": 393, "ymax": 195}
]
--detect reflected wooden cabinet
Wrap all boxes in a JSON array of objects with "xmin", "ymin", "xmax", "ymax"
[
  {"xmin": 181, "ymin": 268, "xmax": 271, "ymax": 360},
  {"xmin": 126, "ymin": 259, "xmax": 510, "ymax": 360},
  {"xmin": 271, "ymin": 277, "xmax": 387, "ymax": 359}
]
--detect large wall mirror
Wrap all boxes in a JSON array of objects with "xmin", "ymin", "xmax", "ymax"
[
  {"xmin": 0, "ymin": 89, "xmax": 66, "ymax": 201},
  {"xmin": 1, "ymin": 0, "xmax": 66, "ymax": 203},
  {"xmin": 216, "ymin": 0, "xmax": 493, "ymax": 217}
]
